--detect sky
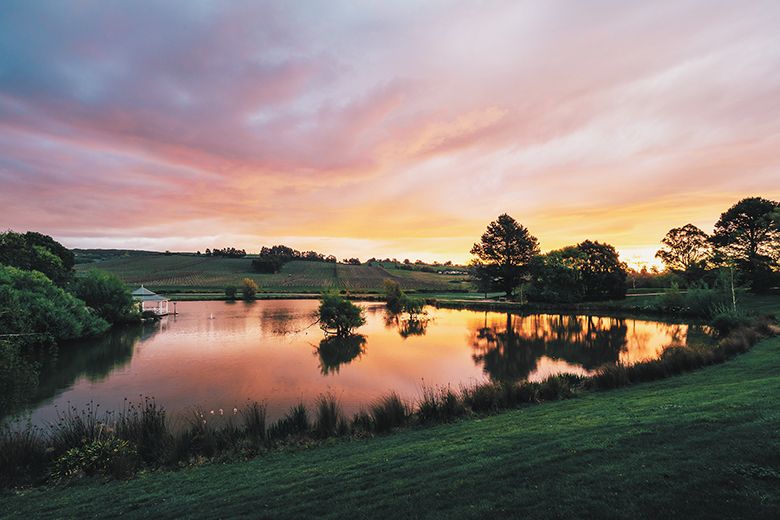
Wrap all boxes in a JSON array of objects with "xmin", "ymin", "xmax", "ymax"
[{"xmin": 1, "ymin": 1, "xmax": 779, "ymax": 268}]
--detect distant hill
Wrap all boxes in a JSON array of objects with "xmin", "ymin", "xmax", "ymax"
[{"xmin": 75, "ymin": 254, "xmax": 471, "ymax": 294}]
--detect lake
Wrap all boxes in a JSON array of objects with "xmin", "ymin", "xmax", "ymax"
[{"xmin": 8, "ymin": 300, "xmax": 713, "ymax": 426}]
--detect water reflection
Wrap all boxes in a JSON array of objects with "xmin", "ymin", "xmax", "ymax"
[
  {"xmin": 315, "ymin": 334, "xmax": 367, "ymax": 374},
  {"xmin": 3, "ymin": 301, "xmax": 713, "ymax": 426}
]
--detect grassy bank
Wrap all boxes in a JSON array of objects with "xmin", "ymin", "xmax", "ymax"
[{"xmin": 3, "ymin": 330, "xmax": 779, "ymax": 518}]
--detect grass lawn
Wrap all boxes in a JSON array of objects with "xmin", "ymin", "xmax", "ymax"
[{"xmin": 3, "ymin": 333, "xmax": 779, "ymax": 519}]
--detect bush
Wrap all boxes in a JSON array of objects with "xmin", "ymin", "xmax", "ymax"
[
  {"xmin": 711, "ymin": 306, "xmax": 751, "ymax": 336},
  {"xmin": 71, "ymin": 270, "xmax": 137, "ymax": 324},
  {"xmin": 52, "ymin": 437, "xmax": 138, "ymax": 481},
  {"xmin": 318, "ymin": 292, "xmax": 366, "ymax": 336},
  {"xmin": 370, "ymin": 393, "xmax": 408, "ymax": 433},
  {"xmin": 538, "ymin": 374, "xmax": 579, "ymax": 400},
  {"xmin": 461, "ymin": 382, "xmax": 504, "ymax": 412},
  {"xmin": 225, "ymin": 285, "xmax": 237, "ymax": 300},
  {"xmin": 0, "ymin": 265, "xmax": 109, "ymax": 342},
  {"xmin": 241, "ymin": 278, "xmax": 258, "ymax": 300}
]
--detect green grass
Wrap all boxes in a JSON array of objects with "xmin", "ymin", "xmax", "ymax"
[
  {"xmin": 76, "ymin": 256, "xmax": 467, "ymax": 293},
  {"xmin": 3, "ymin": 333, "xmax": 779, "ymax": 518}
]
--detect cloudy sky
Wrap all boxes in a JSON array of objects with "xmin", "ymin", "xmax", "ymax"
[{"xmin": 1, "ymin": 0, "xmax": 779, "ymax": 266}]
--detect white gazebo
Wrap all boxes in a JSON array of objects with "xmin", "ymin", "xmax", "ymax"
[{"xmin": 132, "ymin": 285, "xmax": 170, "ymax": 315}]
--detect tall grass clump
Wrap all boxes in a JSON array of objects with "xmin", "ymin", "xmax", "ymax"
[
  {"xmin": 313, "ymin": 393, "xmax": 345, "ymax": 438},
  {"xmin": 370, "ymin": 392, "xmax": 409, "ymax": 433},
  {"xmin": 115, "ymin": 397, "xmax": 168, "ymax": 464},
  {"xmin": 0, "ymin": 425, "xmax": 49, "ymax": 487},
  {"xmin": 417, "ymin": 385, "xmax": 466, "ymax": 424},
  {"xmin": 268, "ymin": 403, "xmax": 310, "ymax": 440},
  {"xmin": 241, "ymin": 401, "xmax": 267, "ymax": 442},
  {"xmin": 48, "ymin": 401, "xmax": 104, "ymax": 452}
]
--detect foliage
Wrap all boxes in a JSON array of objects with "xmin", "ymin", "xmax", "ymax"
[
  {"xmin": 252, "ymin": 245, "xmax": 337, "ymax": 273},
  {"xmin": 528, "ymin": 241, "xmax": 627, "ymax": 302},
  {"xmin": 710, "ymin": 306, "xmax": 751, "ymax": 336},
  {"xmin": 241, "ymin": 401, "xmax": 267, "ymax": 441},
  {"xmin": 224, "ymin": 285, "xmax": 237, "ymax": 300},
  {"xmin": 369, "ymin": 392, "xmax": 409, "ymax": 433},
  {"xmin": 208, "ymin": 247, "xmax": 246, "ymax": 258},
  {"xmin": 470, "ymin": 214, "xmax": 540, "ymax": 296},
  {"xmin": 71, "ymin": 270, "xmax": 137, "ymax": 324},
  {"xmin": 313, "ymin": 393, "xmax": 345, "ymax": 439},
  {"xmin": 268, "ymin": 403, "xmax": 310, "ymax": 440},
  {"xmin": 318, "ymin": 292, "xmax": 366, "ymax": 335},
  {"xmin": 384, "ymin": 279, "xmax": 404, "ymax": 312},
  {"xmin": 0, "ymin": 337, "xmax": 42, "ymax": 417},
  {"xmin": 316, "ymin": 334, "xmax": 366, "ymax": 374},
  {"xmin": 0, "ymin": 231, "xmax": 75, "ymax": 286},
  {"xmin": 241, "ymin": 278, "xmax": 258, "ymax": 300},
  {"xmin": 655, "ymin": 224, "xmax": 712, "ymax": 283},
  {"xmin": 711, "ymin": 197, "xmax": 779, "ymax": 291},
  {"xmin": 0, "ymin": 265, "xmax": 109, "ymax": 341},
  {"xmin": 52, "ymin": 437, "xmax": 138, "ymax": 481}
]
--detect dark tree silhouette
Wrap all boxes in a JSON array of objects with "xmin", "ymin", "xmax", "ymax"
[
  {"xmin": 655, "ymin": 224, "xmax": 711, "ymax": 282},
  {"xmin": 711, "ymin": 197, "xmax": 779, "ymax": 290},
  {"xmin": 470, "ymin": 214, "xmax": 539, "ymax": 297}
]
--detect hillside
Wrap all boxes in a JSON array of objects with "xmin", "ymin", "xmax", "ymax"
[
  {"xmin": 75, "ymin": 255, "xmax": 471, "ymax": 293},
  {"xmin": 4, "ymin": 335, "xmax": 779, "ymax": 519}
]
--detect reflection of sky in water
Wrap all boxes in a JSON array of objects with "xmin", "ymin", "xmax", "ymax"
[{"xmin": 13, "ymin": 301, "xmax": 712, "ymax": 426}]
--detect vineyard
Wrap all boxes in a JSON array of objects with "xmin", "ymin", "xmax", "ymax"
[{"xmin": 76, "ymin": 255, "xmax": 470, "ymax": 293}]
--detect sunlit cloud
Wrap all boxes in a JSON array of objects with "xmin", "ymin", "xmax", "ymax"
[{"xmin": 2, "ymin": 0, "xmax": 779, "ymax": 266}]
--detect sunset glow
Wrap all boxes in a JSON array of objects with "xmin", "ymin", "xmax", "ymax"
[{"xmin": 2, "ymin": 1, "xmax": 779, "ymax": 266}]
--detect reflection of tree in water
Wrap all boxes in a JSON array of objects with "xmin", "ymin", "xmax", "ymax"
[
  {"xmin": 259, "ymin": 304, "xmax": 319, "ymax": 336},
  {"xmin": 315, "ymin": 334, "xmax": 367, "ymax": 375},
  {"xmin": 384, "ymin": 310, "xmax": 430, "ymax": 339},
  {"xmin": 2, "ymin": 324, "xmax": 153, "ymax": 421},
  {"xmin": 469, "ymin": 313, "xmax": 629, "ymax": 382}
]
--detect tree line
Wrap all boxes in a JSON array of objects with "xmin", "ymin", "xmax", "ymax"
[
  {"xmin": 469, "ymin": 196, "xmax": 779, "ymax": 302},
  {"xmin": 252, "ymin": 245, "xmax": 337, "ymax": 273}
]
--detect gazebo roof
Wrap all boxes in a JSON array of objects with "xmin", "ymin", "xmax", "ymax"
[{"xmin": 131, "ymin": 285, "xmax": 168, "ymax": 302}]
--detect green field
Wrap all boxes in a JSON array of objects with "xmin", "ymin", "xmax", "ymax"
[
  {"xmin": 3, "ymin": 333, "xmax": 779, "ymax": 518},
  {"xmin": 76, "ymin": 255, "xmax": 470, "ymax": 294}
]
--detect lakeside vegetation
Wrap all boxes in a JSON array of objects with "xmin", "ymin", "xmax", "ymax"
[{"xmin": 3, "ymin": 331, "xmax": 779, "ymax": 518}]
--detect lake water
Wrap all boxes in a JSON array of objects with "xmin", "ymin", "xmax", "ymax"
[{"xmin": 9, "ymin": 300, "xmax": 712, "ymax": 426}]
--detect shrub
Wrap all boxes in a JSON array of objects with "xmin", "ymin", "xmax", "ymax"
[
  {"xmin": 710, "ymin": 305, "xmax": 751, "ymax": 336},
  {"xmin": 589, "ymin": 364, "xmax": 631, "ymax": 390},
  {"xmin": 0, "ymin": 265, "xmax": 109, "ymax": 342},
  {"xmin": 318, "ymin": 292, "xmax": 366, "ymax": 336},
  {"xmin": 225, "ymin": 285, "xmax": 237, "ymax": 300},
  {"xmin": 241, "ymin": 278, "xmax": 258, "ymax": 300},
  {"xmin": 71, "ymin": 270, "xmax": 137, "ymax": 324},
  {"xmin": 313, "ymin": 394, "xmax": 344, "ymax": 438},
  {"xmin": 370, "ymin": 393, "xmax": 408, "ymax": 433},
  {"xmin": 52, "ymin": 437, "xmax": 138, "ymax": 481}
]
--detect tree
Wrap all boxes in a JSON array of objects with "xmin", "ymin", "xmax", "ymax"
[
  {"xmin": 469, "ymin": 261, "xmax": 494, "ymax": 298},
  {"xmin": 711, "ymin": 197, "xmax": 779, "ymax": 290},
  {"xmin": 241, "ymin": 278, "xmax": 258, "ymax": 300},
  {"xmin": 0, "ymin": 265, "xmax": 108, "ymax": 342},
  {"xmin": 318, "ymin": 292, "xmax": 366, "ymax": 336},
  {"xmin": 470, "ymin": 214, "xmax": 540, "ymax": 296},
  {"xmin": 527, "ymin": 241, "xmax": 627, "ymax": 302},
  {"xmin": 655, "ymin": 224, "xmax": 711, "ymax": 283},
  {"xmin": 71, "ymin": 270, "xmax": 137, "ymax": 324},
  {"xmin": 383, "ymin": 279, "xmax": 404, "ymax": 313},
  {"xmin": 576, "ymin": 240, "xmax": 627, "ymax": 300},
  {"xmin": 0, "ymin": 231, "xmax": 74, "ymax": 285}
]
